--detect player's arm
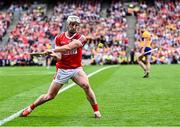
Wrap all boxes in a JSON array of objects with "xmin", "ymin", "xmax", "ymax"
[
  {"xmin": 49, "ymin": 52, "xmax": 62, "ymax": 60},
  {"xmin": 139, "ymin": 41, "xmax": 145, "ymax": 54},
  {"xmin": 54, "ymin": 39, "xmax": 82, "ymax": 52},
  {"xmin": 49, "ymin": 35, "xmax": 86, "ymax": 53},
  {"xmin": 141, "ymin": 47, "xmax": 145, "ymax": 54}
]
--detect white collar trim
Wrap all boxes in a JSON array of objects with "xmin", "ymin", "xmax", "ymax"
[{"xmin": 65, "ymin": 32, "xmax": 77, "ymax": 39}]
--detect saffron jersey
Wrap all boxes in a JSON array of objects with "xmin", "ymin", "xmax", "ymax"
[{"xmin": 140, "ymin": 40, "xmax": 151, "ymax": 48}]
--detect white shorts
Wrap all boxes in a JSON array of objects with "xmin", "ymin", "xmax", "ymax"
[{"xmin": 53, "ymin": 67, "xmax": 83, "ymax": 84}]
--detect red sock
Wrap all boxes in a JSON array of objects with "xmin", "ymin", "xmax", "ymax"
[
  {"xmin": 92, "ymin": 104, "xmax": 99, "ymax": 112},
  {"xmin": 30, "ymin": 103, "xmax": 36, "ymax": 110}
]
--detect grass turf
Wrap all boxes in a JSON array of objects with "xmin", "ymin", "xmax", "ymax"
[{"xmin": 0, "ymin": 65, "xmax": 179, "ymax": 126}]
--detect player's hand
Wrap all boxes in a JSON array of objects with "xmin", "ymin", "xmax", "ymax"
[
  {"xmin": 44, "ymin": 49, "xmax": 53, "ymax": 56},
  {"xmin": 49, "ymin": 51, "xmax": 56, "ymax": 57},
  {"xmin": 136, "ymin": 52, "xmax": 143, "ymax": 58},
  {"xmin": 49, "ymin": 52, "xmax": 62, "ymax": 60}
]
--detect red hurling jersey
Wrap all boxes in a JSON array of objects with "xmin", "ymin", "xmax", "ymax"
[{"xmin": 55, "ymin": 32, "xmax": 86, "ymax": 69}]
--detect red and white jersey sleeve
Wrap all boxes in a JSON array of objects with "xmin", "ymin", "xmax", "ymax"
[
  {"xmin": 77, "ymin": 35, "xmax": 86, "ymax": 46},
  {"xmin": 54, "ymin": 32, "xmax": 87, "ymax": 69}
]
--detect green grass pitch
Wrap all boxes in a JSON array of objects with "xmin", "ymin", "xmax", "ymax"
[{"xmin": 0, "ymin": 65, "xmax": 179, "ymax": 126}]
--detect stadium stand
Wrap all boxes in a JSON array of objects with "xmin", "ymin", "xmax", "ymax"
[
  {"xmin": 0, "ymin": 12, "xmax": 13, "ymax": 43},
  {"xmin": 0, "ymin": 0, "xmax": 179, "ymax": 66}
]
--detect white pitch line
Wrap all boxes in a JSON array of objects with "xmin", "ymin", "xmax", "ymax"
[{"xmin": 0, "ymin": 65, "xmax": 117, "ymax": 126}]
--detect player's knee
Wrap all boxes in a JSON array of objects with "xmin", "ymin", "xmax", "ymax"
[
  {"xmin": 137, "ymin": 58, "xmax": 141, "ymax": 63},
  {"xmin": 137, "ymin": 57, "xmax": 141, "ymax": 61},
  {"xmin": 147, "ymin": 61, "xmax": 150, "ymax": 65}
]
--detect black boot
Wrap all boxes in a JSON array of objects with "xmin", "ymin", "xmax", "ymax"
[{"xmin": 143, "ymin": 72, "xmax": 149, "ymax": 78}]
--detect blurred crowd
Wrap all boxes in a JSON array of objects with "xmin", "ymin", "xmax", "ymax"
[
  {"xmin": 0, "ymin": 12, "xmax": 13, "ymax": 42},
  {"xmin": 0, "ymin": 1, "xmax": 129, "ymax": 66},
  {"xmin": 0, "ymin": 1, "xmax": 179, "ymax": 66},
  {"xmin": 82, "ymin": 1, "xmax": 128, "ymax": 65},
  {"xmin": 0, "ymin": 2, "xmax": 55, "ymax": 66},
  {"xmin": 135, "ymin": 1, "xmax": 180, "ymax": 64}
]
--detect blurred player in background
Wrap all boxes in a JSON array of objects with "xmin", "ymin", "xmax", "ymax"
[
  {"xmin": 46, "ymin": 43, "xmax": 53, "ymax": 69},
  {"xmin": 137, "ymin": 31, "xmax": 152, "ymax": 78},
  {"xmin": 21, "ymin": 15, "xmax": 101, "ymax": 118}
]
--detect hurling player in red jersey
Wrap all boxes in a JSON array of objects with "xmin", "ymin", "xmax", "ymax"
[{"xmin": 21, "ymin": 16, "xmax": 101, "ymax": 118}]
